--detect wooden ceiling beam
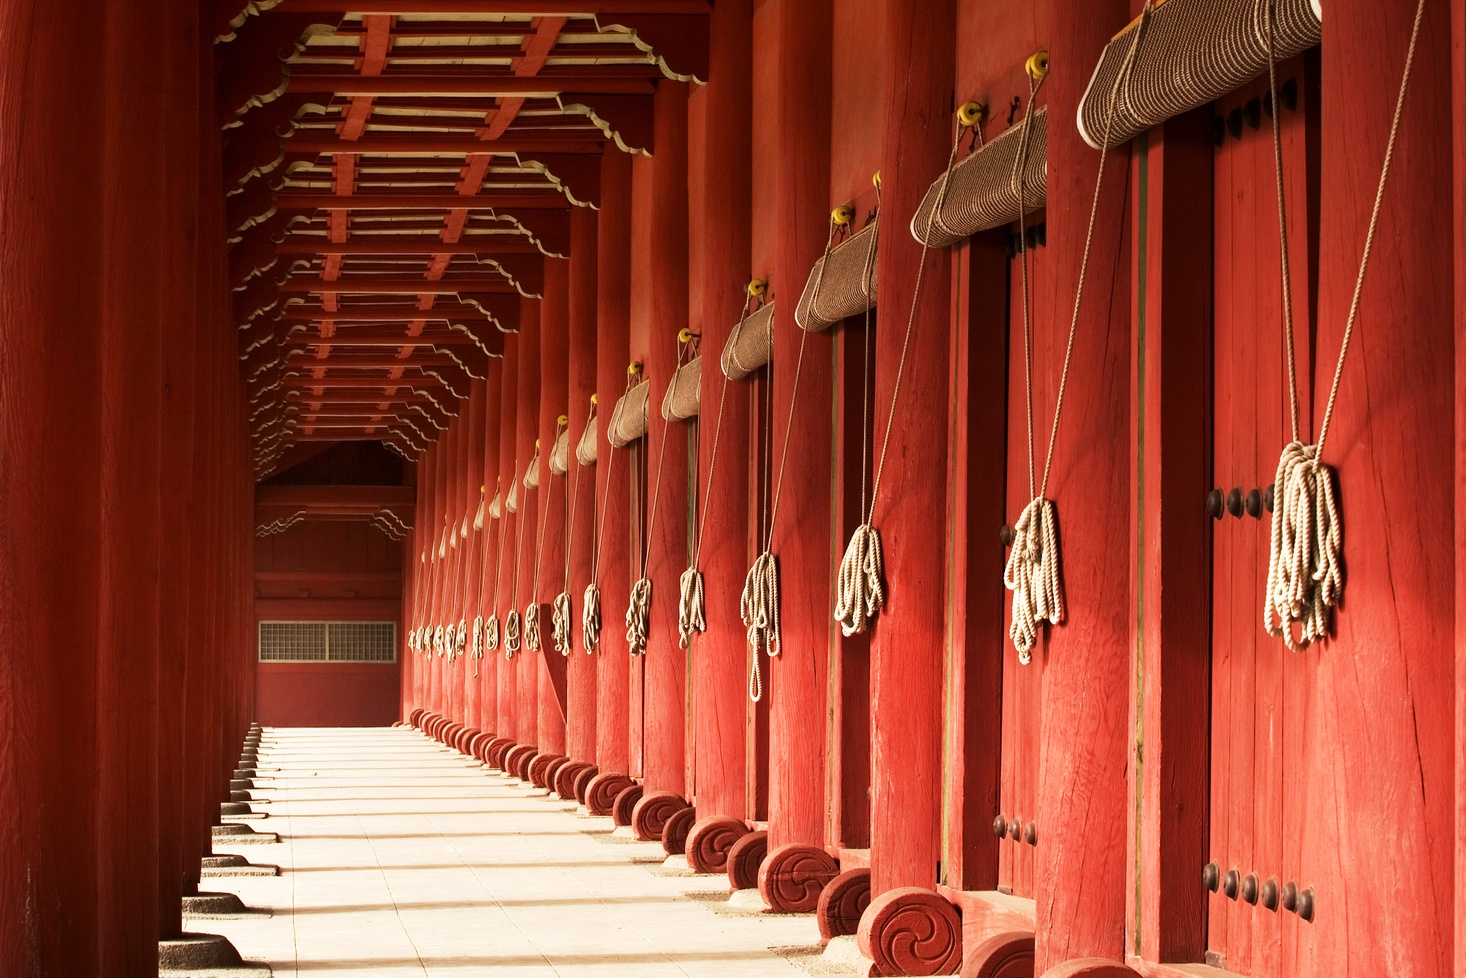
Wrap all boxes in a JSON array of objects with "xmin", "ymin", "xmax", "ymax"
[
  {"xmin": 287, "ymin": 70, "xmax": 657, "ymax": 97},
  {"xmin": 275, "ymin": 192, "xmax": 569, "ymax": 210},
  {"xmin": 280, "ymin": 1, "xmax": 709, "ymax": 14},
  {"xmin": 286, "ymin": 334, "xmax": 483, "ymax": 347},
  {"xmin": 279, "ymin": 276, "xmax": 519, "ymax": 294},
  {"xmin": 283, "ymin": 134, "xmax": 604, "ymax": 155},
  {"xmin": 275, "ymin": 237, "xmax": 540, "ymax": 256},
  {"xmin": 276, "ymin": 303, "xmax": 494, "ymax": 321}
]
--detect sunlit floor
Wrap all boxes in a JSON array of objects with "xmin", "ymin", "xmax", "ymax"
[{"xmin": 203, "ymin": 727, "xmax": 828, "ymax": 977}]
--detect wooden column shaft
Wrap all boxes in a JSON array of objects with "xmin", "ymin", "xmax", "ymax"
[{"xmin": 566, "ymin": 207, "xmax": 600, "ymax": 763}]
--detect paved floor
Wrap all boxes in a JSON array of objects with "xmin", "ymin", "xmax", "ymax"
[{"xmin": 202, "ymin": 728, "xmax": 829, "ymax": 978}]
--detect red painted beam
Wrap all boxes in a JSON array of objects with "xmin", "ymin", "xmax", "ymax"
[
  {"xmin": 275, "ymin": 238, "xmax": 541, "ymax": 257},
  {"xmin": 284, "ymin": 134, "xmax": 605, "ymax": 155},
  {"xmin": 275, "ymin": 192, "xmax": 570, "ymax": 210},
  {"xmin": 287, "ymin": 70, "xmax": 658, "ymax": 97},
  {"xmin": 279, "ymin": 277, "xmax": 519, "ymax": 294},
  {"xmin": 277, "ymin": 304, "xmax": 496, "ymax": 321},
  {"xmin": 277, "ymin": 1, "xmax": 710, "ymax": 15},
  {"xmin": 285, "ymin": 335, "xmax": 487, "ymax": 347}
]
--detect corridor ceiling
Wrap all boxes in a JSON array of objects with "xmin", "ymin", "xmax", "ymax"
[{"xmin": 228, "ymin": 1, "xmax": 708, "ymax": 477}]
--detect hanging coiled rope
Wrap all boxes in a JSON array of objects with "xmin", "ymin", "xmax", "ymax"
[
  {"xmin": 583, "ymin": 391, "xmax": 614, "ymax": 654},
  {"xmin": 834, "ymin": 101, "xmax": 977, "ymax": 637},
  {"xmin": 1260, "ymin": 0, "xmax": 1421, "ymax": 649},
  {"xmin": 677, "ymin": 309, "xmax": 742, "ymax": 650},
  {"xmin": 742, "ymin": 212, "xmax": 862, "ymax": 698},
  {"xmin": 553, "ymin": 411, "xmax": 582, "ymax": 655},
  {"xmin": 1003, "ymin": 32, "xmax": 1140, "ymax": 662},
  {"xmin": 504, "ymin": 453, "xmax": 532, "ymax": 659},
  {"xmin": 484, "ymin": 476, "xmax": 505, "ymax": 652},
  {"xmin": 525, "ymin": 429, "xmax": 559, "ymax": 655},
  {"xmin": 625, "ymin": 339, "xmax": 688, "ymax": 657}
]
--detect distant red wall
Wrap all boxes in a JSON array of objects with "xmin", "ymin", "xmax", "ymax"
[{"xmin": 254, "ymin": 520, "xmax": 403, "ymax": 727}]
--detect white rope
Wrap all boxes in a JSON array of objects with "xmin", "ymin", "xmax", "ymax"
[
  {"xmin": 552, "ymin": 591, "xmax": 573, "ymax": 655},
  {"xmin": 582, "ymin": 583, "xmax": 602, "ymax": 653},
  {"xmin": 834, "ymin": 525, "xmax": 885, "ymax": 637},
  {"xmin": 524, "ymin": 601, "xmax": 542, "ymax": 653},
  {"xmin": 1260, "ymin": 0, "xmax": 1422, "ymax": 650},
  {"xmin": 1002, "ymin": 497, "xmax": 1063, "ymax": 662},
  {"xmin": 625, "ymin": 577, "xmax": 652, "ymax": 656},
  {"xmin": 470, "ymin": 614, "xmax": 483, "ymax": 678},
  {"xmin": 484, "ymin": 476, "xmax": 505, "ymax": 652},
  {"xmin": 677, "ymin": 567, "xmax": 705, "ymax": 650},
  {"xmin": 484, "ymin": 614, "xmax": 500, "ymax": 653},
  {"xmin": 740, "ymin": 552, "xmax": 779, "ymax": 701},
  {"xmin": 504, "ymin": 609, "xmax": 521, "ymax": 657},
  {"xmin": 1004, "ymin": 20, "xmax": 1148, "ymax": 661}
]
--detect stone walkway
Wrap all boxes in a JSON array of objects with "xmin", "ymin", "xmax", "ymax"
[{"xmin": 203, "ymin": 728, "xmax": 830, "ymax": 978}]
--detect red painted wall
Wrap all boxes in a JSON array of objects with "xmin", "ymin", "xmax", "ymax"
[{"xmin": 253, "ymin": 519, "xmax": 403, "ymax": 727}]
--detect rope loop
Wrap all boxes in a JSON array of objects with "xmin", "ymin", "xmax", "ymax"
[
  {"xmin": 484, "ymin": 613, "xmax": 500, "ymax": 652},
  {"xmin": 1264, "ymin": 441, "xmax": 1342, "ymax": 650},
  {"xmin": 581, "ymin": 583, "xmax": 602, "ymax": 653},
  {"xmin": 552, "ymin": 591, "xmax": 573, "ymax": 656},
  {"xmin": 740, "ymin": 552, "xmax": 781, "ymax": 657},
  {"xmin": 677, "ymin": 567, "xmax": 706, "ymax": 650},
  {"xmin": 1003, "ymin": 496, "xmax": 1064, "ymax": 663},
  {"xmin": 834, "ymin": 523, "xmax": 885, "ymax": 637},
  {"xmin": 503, "ymin": 610, "xmax": 521, "ymax": 658},
  {"xmin": 625, "ymin": 578, "xmax": 653, "ymax": 655},
  {"xmin": 523, "ymin": 602, "xmax": 542, "ymax": 653}
]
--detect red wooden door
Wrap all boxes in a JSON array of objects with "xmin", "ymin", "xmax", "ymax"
[
  {"xmin": 1207, "ymin": 61, "xmax": 1316, "ymax": 977},
  {"xmin": 998, "ymin": 225, "xmax": 1049, "ymax": 899}
]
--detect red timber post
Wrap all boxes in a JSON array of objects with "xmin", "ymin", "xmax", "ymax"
[
  {"xmin": 496, "ymin": 329, "xmax": 521, "ymax": 745},
  {"xmin": 99, "ymin": 0, "xmax": 168, "ymax": 956},
  {"xmin": 443, "ymin": 416, "xmax": 464, "ymax": 724},
  {"xmin": 537, "ymin": 258, "xmax": 571, "ymax": 761},
  {"xmin": 1128, "ymin": 109, "xmax": 1212, "ymax": 968},
  {"xmin": 0, "ymin": 1, "xmax": 105, "ymax": 970},
  {"xmin": 589, "ymin": 146, "xmax": 636, "ymax": 811},
  {"xmin": 854, "ymin": 0, "xmax": 961, "ymax": 972},
  {"xmin": 515, "ymin": 297, "xmax": 543, "ymax": 754},
  {"xmin": 756, "ymin": 0, "xmax": 837, "ymax": 908},
  {"xmin": 1301, "ymin": 3, "xmax": 1454, "ymax": 976},
  {"xmin": 565, "ymin": 206, "xmax": 600, "ymax": 767},
  {"xmin": 462, "ymin": 379, "xmax": 488, "ymax": 732},
  {"xmin": 1031, "ymin": 1, "xmax": 1134, "ymax": 974},
  {"xmin": 477, "ymin": 360, "xmax": 506, "ymax": 736},
  {"xmin": 684, "ymin": 0, "xmax": 756, "ymax": 870},
  {"xmin": 631, "ymin": 79, "xmax": 694, "ymax": 841},
  {"xmin": 427, "ymin": 438, "xmax": 447, "ymax": 715},
  {"xmin": 1454, "ymin": 0, "xmax": 1466, "ymax": 972}
]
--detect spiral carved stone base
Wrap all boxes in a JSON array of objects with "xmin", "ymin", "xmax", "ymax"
[
  {"xmin": 630, "ymin": 790, "xmax": 688, "ymax": 841},
  {"xmin": 817, "ymin": 867, "xmax": 872, "ymax": 941},
  {"xmin": 512, "ymin": 749, "xmax": 539, "ymax": 782},
  {"xmin": 529, "ymin": 753, "xmax": 562, "ymax": 788},
  {"xmin": 585, "ymin": 772, "xmax": 635, "ymax": 815},
  {"xmin": 485, "ymin": 737, "xmax": 515, "ymax": 768},
  {"xmin": 554, "ymin": 761, "xmax": 592, "ymax": 798},
  {"xmin": 961, "ymin": 931, "xmax": 1034, "ymax": 978},
  {"xmin": 611, "ymin": 783, "xmax": 644, "ymax": 826},
  {"xmin": 759, "ymin": 843, "xmax": 839, "ymax": 914},
  {"xmin": 726, "ymin": 829, "xmax": 769, "ymax": 892},
  {"xmin": 408, "ymin": 708, "xmax": 425, "ymax": 726},
  {"xmin": 466, "ymin": 730, "xmax": 490, "ymax": 758},
  {"xmin": 856, "ymin": 886, "xmax": 962, "ymax": 976},
  {"xmin": 573, "ymin": 764, "xmax": 601, "ymax": 805},
  {"xmin": 661, "ymin": 805, "xmax": 696, "ymax": 855},
  {"xmin": 1034, "ymin": 960, "xmax": 1142, "ymax": 978},
  {"xmin": 685, "ymin": 816, "xmax": 749, "ymax": 873},
  {"xmin": 503, "ymin": 745, "xmax": 534, "ymax": 779},
  {"xmin": 542, "ymin": 756, "xmax": 574, "ymax": 792}
]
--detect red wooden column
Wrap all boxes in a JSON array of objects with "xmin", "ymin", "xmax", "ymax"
[
  {"xmin": 496, "ymin": 331, "xmax": 521, "ymax": 743},
  {"xmin": 590, "ymin": 147, "xmax": 636, "ymax": 805},
  {"xmin": 1454, "ymin": 0, "xmax": 1466, "ymax": 974},
  {"xmin": 854, "ymin": 0, "xmax": 959, "ymax": 972},
  {"xmin": 685, "ymin": 0, "xmax": 755, "ymax": 871},
  {"xmin": 757, "ymin": 0, "xmax": 837, "ymax": 907},
  {"xmin": 537, "ymin": 258, "xmax": 571, "ymax": 760},
  {"xmin": 477, "ymin": 360, "xmax": 506, "ymax": 735},
  {"xmin": 462, "ymin": 380, "xmax": 488, "ymax": 731},
  {"xmin": 1029, "ymin": 1, "xmax": 1134, "ymax": 974},
  {"xmin": 427, "ymin": 439, "xmax": 447, "ymax": 715},
  {"xmin": 0, "ymin": 1, "xmax": 105, "ymax": 970},
  {"xmin": 631, "ymin": 80, "xmax": 693, "ymax": 840},
  {"xmin": 98, "ymin": 0, "xmax": 168, "ymax": 957},
  {"xmin": 1302, "ymin": 3, "xmax": 1454, "ymax": 977},
  {"xmin": 444, "ymin": 416, "xmax": 465, "ymax": 724},
  {"xmin": 514, "ymin": 297, "xmax": 543, "ymax": 752},
  {"xmin": 565, "ymin": 206, "xmax": 600, "ymax": 767}
]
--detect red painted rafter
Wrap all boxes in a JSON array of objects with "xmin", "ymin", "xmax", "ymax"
[
  {"xmin": 275, "ymin": 238, "xmax": 539, "ymax": 256},
  {"xmin": 280, "ymin": 1, "xmax": 708, "ymax": 13},
  {"xmin": 287, "ymin": 70, "xmax": 657, "ymax": 96}
]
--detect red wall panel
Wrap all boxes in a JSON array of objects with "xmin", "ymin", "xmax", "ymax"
[{"xmin": 256, "ymin": 662, "xmax": 401, "ymax": 728}]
